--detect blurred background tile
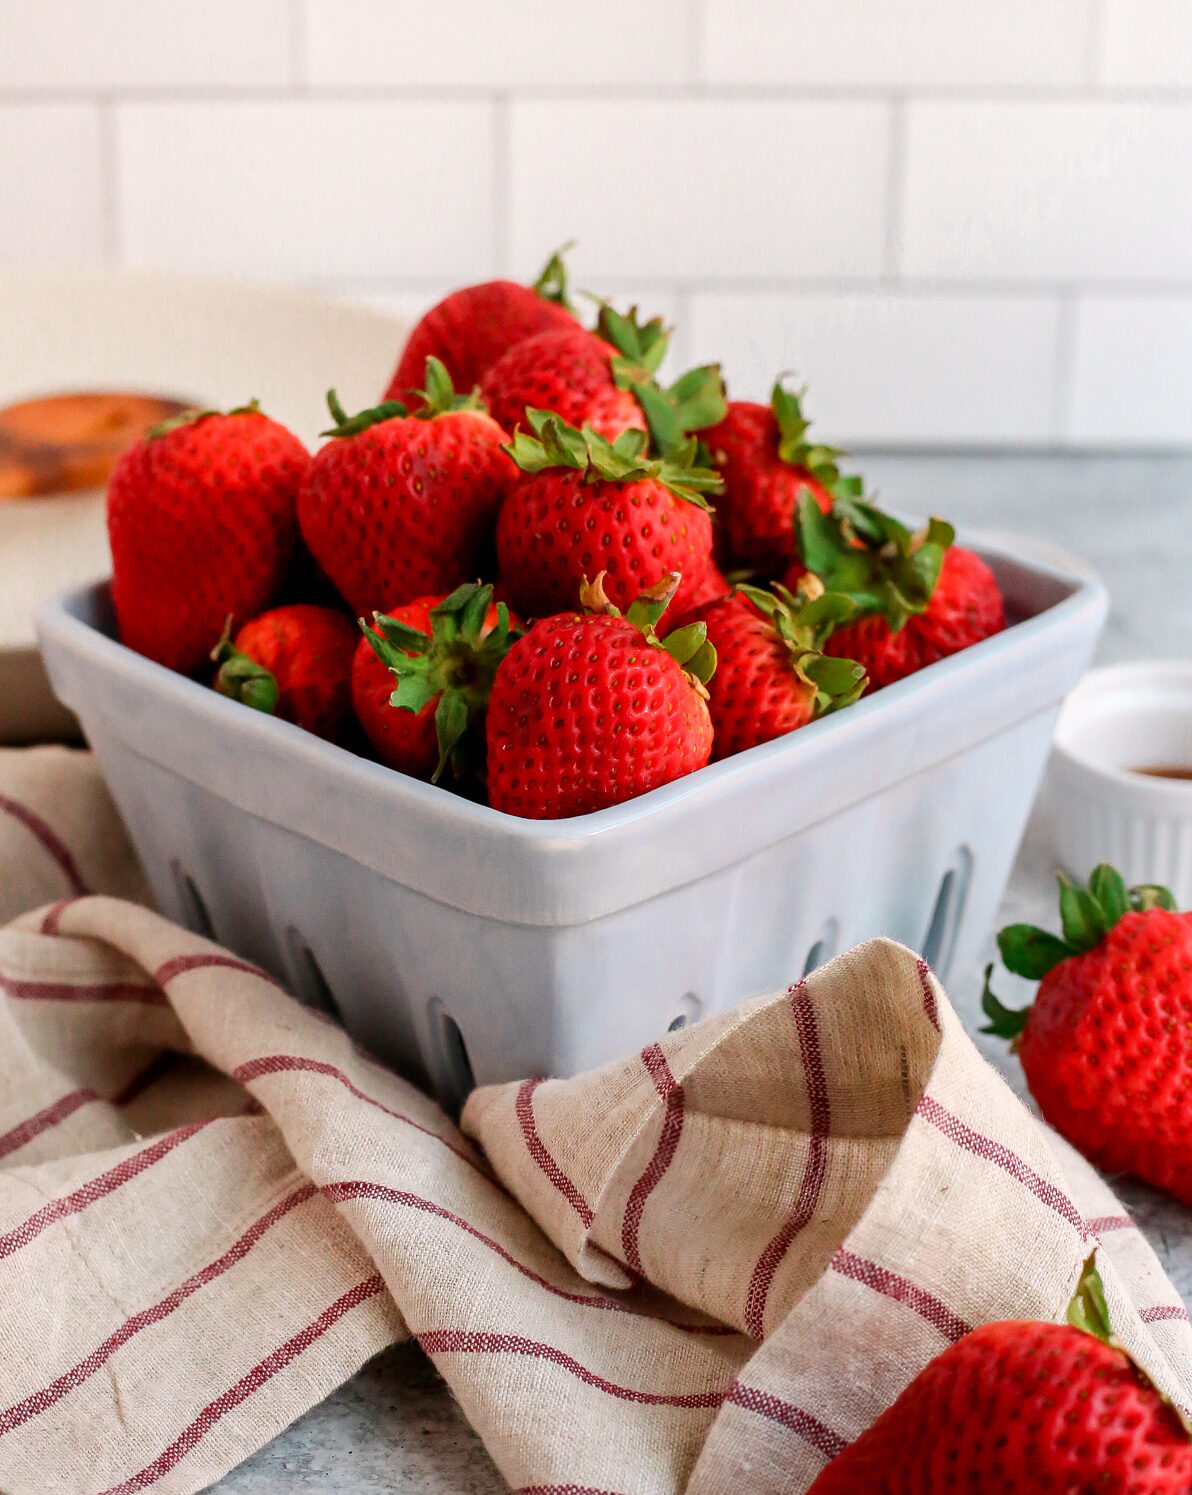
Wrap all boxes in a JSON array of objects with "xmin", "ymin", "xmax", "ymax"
[
  {"xmin": 508, "ymin": 100, "xmax": 892, "ymax": 280},
  {"xmin": 303, "ymin": 0, "xmax": 691, "ymax": 87},
  {"xmin": 688, "ymin": 293, "xmax": 1061, "ymax": 443},
  {"xmin": 0, "ymin": 104, "xmax": 104, "ymax": 262},
  {"xmin": 0, "ymin": 0, "xmax": 294, "ymax": 90},
  {"xmin": 700, "ymin": 0, "xmax": 1092, "ymax": 87},
  {"xmin": 115, "ymin": 101, "xmax": 496, "ymax": 278},
  {"xmin": 2, "ymin": 0, "xmax": 1192, "ymax": 447}
]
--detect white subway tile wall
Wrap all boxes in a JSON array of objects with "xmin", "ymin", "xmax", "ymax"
[{"xmin": 2, "ymin": 0, "xmax": 1191, "ymax": 445}]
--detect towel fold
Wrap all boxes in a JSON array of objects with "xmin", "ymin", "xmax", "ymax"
[{"xmin": 1, "ymin": 745, "xmax": 1188, "ymax": 1495}]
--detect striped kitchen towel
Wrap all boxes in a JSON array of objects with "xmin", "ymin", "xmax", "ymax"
[{"xmin": 1, "ymin": 744, "xmax": 1189, "ymax": 1495}]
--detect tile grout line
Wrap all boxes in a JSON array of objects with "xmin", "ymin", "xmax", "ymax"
[
  {"xmin": 11, "ymin": 83, "xmax": 1192, "ymax": 105},
  {"xmin": 314, "ymin": 273, "xmax": 1192, "ymax": 298}
]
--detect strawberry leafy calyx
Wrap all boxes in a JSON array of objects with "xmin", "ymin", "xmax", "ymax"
[
  {"xmin": 797, "ymin": 491, "xmax": 955, "ymax": 634},
  {"xmin": 771, "ymin": 379, "xmax": 848, "ymax": 487},
  {"xmin": 210, "ymin": 616, "xmax": 280, "ymax": 716},
  {"xmin": 597, "ymin": 302, "xmax": 728, "ymax": 459},
  {"xmin": 1067, "ymin": 1254, "xmax": 1116, "ymax": 1347},
  {"xmin": 323, "ymin": 360, "xmax": 482, "ymax": 439},
  {"xmin": 409, "ymin": 356, "xmax": 486, "ymax": 417},
  {"xmin": 364, "ymin": 582, "xmax": 519, "ymax": 785},
  {"xmin": 736, "ymin": 576, "xmax": 868, "ymax": 716},
  {"xmin": 148, "ymin": 399, "xmax": 262, "ymax": 440},
  {"xmin": 579, "ymin": 571, "xmax": 717, "ymax": 695},
  {"xmin": 531, "ymin": 241, "xmax": 576, "ymax": 311},
  {"xmin": 503, "ymin": 408, "xmax": 722, "ymax": 510},
  {"xmin": 322, "ymin": 388, "xmax": 408, "ymax": 438},
  {"xmin": 1067, "ymin": 1253, "xmax": 1192, "ymax": 1434},
  {"xmin": 981, "ymin": 865, "xmax": 1180, "ymax": 1041}
]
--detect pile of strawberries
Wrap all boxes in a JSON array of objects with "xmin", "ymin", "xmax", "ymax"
[{"xmin": 107, "ymin": 249, "xmax": 1006, "ymax": 820}]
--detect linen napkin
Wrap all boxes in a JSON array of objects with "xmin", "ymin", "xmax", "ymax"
[{"xmin": 1, "ymin": 745, "xmax": 1188, "ymax": 1495}]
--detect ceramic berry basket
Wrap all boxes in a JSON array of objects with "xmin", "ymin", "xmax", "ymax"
[{"xmin": 38, "ymin": 535, "xmax": 1106, "ymax": 1112}]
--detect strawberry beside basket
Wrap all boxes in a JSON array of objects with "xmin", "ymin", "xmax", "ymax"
[{"xmin": 38, "ymin": 538, "xmax": 1105, "ymax": 1112}]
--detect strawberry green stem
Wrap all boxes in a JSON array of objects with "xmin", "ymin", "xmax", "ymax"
[
  {"xmin": 365, "ymin": 582, "xmax": 519, "ymax": 784},
  {"xmin": 210, "ymin": 617, "xmax": 279, "ymax": 716},
  {"xmin": 532, "ymin": 242, "xmax": 576, "ymax": 310},
  {"xmin": 503, "ymin": 409, "xmax": 722, "ymax": 510},
  {"xmin": 981, "ymin": 864, "xmax": 1179, "ymax": 1039}
]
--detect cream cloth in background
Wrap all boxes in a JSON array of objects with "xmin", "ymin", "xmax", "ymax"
[{"xmin": 0, "ymin": 746, "xmax": 1189, "ymax": 1495}]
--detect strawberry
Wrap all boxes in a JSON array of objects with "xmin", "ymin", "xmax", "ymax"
[
  {"xmin": 211, "ymin": 603, "xmax": 357, "ymax": 740},
  {"xmin": 298, "ymin": 359, "xmax": 514, "ymax": 618},
  {"xmin": 702, "ymin": 379, "xmax": 852, "ymax": 575},
  {"xmin": 808, "ymin": 1255, "xmax": 1191, "ymax": 1494},
  {"xmin": 486, "ymin": 572, "xmax": 716, "ymax": 819},
  {"xmin": 791, "ymin": 494, "xmax": 1005, "ymax": 689},
  {"xmin": 983, "ymin": 865, "xmax": 1192, "ymax": 1204},
  {"xmin": 679, "ymin": 560, "xmax": 731, "ymax": 612},
  {"xmin": 481, "ymin": 325, "xmax": 645, "ymax": 445},
  {"xmin": 383, "ymin": 246, "xmax": 576, "ymax": 403},
  {"xmin": 685, "ymin": 579, "xmax": 866, "ymax": 760},
  {"xmin": 480, "ymin": 303, "xmax": 726, "ymax": 454},
  {"xmin": 496, "ymin": 410, "xmax": 721, "ymax": 619},
  {"xmin": 108, "ymin": 402, "xmax": 308, "ymax": 675},
  {"xmin": 354, "ymin": 582, "xmax": 517, "ymax": 783}
]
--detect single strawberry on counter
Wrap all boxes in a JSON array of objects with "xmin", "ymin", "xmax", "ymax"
[
  {"xmin": 108, "ymin": 401, "xmax": 308, "ymax": 675},
  {"xmin": 383, "ymin": 245, "xmax": 576, "ymax": 403},
  {"xmin": 479, "ymin": 302, "xmax": 727, "ymax": 453},
  {"xmin": 496, "ymin": 410, "xmax": 721, "ymax": 618},
  {"xmin": 983, "ymin": 864, "xmax": 1192, "ymax": 1205},
  {"xmin": 808, "ymin": 1254, "xmax": 1192, "ymax": 1494},
  {"xmin": 211, "ymin": 603, "xmax": 358, "ymax": 740},
  {"xmin": 355, "ymin": 582, "xmax": 518, "ymax": 784},
  {"xmin": 791, "ymin": 493, "xmax": 1005, "ymax": 690},
  {"xmin": 299, "ymin": 359, "xmax": 514, "ymax": 617},
  {"xmin": 685, "ymin": 577, "xmax": 866, "ymax": 760},
  {"xmin": 702, "ymin": 378, "xmax": 854, "ymax": 575},
  {"xmin": 486, "ymin": 571, "xmax": 716, "ymax": 819}
]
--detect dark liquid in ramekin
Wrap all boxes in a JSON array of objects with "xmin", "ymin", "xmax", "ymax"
[{"xmin": 1133, "ymin": 765, "xmax": 1192, "ymax": 781}]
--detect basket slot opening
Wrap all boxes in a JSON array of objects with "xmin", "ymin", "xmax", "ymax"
[
  {"xmin": 436, "ymin": 1012, "xmax": 476, "ymax": 1118},
  {"xmin": 170, "ymin": 861, "xmax": 215, "ymax": 941},
  {"xmin": 285, "ymin": 930, "xmax": 345, "ymax": 1025},
  {"xmin": 665, "ymin": 991, "xmax": 704, "ymax": 1035},
  {"xmin": 920, "ymin": 847, "xmax": 974, "ymax": 979},
  {"xmin": 802, "ymin": 918, "xmax": 840, "ymax": 978}
]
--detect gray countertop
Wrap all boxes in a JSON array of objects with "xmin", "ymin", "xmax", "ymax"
[{"xmin": 209, "ymin": 451, "xmax": 1192, "ymax": 1493}]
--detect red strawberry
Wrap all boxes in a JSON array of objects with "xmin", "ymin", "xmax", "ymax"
[
  {"xmin": 383, "ymin": 246, "xmax": 576, "ymax": 402},
  {"xmin": 212, "ymin": 603, "xmax": 357, "ymax": 740},
  {"xmin": 299, "ymin": 359, "xmax": 514, "ymax": 617},
  {"xmin": 983, "ymin": 865, "xmax": 1192, "ymax": 1204},
  {"xmin": 702, "ymin": 379, "xmax": 850, "ymax": 575},
  {"xmin": 481, "ymin": 326, "xmax": 644, "ymax": 444},
  {"xmin": 480, "ymin": 303, "xmax": 727, "ymax": 455},
  {"xmin": 685, "ymin": 580, "xmax": 865, "ymax": 760},
  {"xmin": 355, "ymin": 583, "xmax": 517, "ymax": 783},
  {"xmin": 486, "ymin": 572, "xmax": 716, "ymax": 818},
  {"xmin": 809, "ymin": 1256, "xmax": 1191, "ymax": 1494},
  {"xmin": 108, "ymin": 402, "xmax": 308, "ymax": 675},
  {"xmin": 790, "ymin": 494, "xmax": 1005, "ymax": 689},
  {"xmin": 496, "ymin": 411, "xmax": 721, "ymax": 618},
  {"xmin": 679, "ymin": 561, "xmax": 731, "ymax": 612}
]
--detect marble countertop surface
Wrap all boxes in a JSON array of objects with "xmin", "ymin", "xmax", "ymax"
[{"xmin": 208, "ymin": 451, "xmax": 1192, "ymax": 1492}]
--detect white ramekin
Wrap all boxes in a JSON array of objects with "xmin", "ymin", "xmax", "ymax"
[{"xmin": 1043, "ymin": 662, "xmax": 1192, "ymax": 906}]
